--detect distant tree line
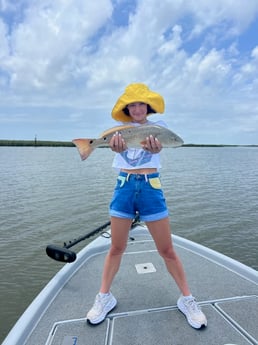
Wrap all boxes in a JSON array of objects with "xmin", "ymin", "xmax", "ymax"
[
  {"xmin": 0, "ymin": 140, "xmax": 74, "ymax": 147},
  {"xmin": 0, "ymin": 140, "xmax": 257, "ymax": 148}
]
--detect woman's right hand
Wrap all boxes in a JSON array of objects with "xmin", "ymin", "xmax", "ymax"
[{"xmin": 109, "ymin": 132, "xmax": 128, "ymax": 152}]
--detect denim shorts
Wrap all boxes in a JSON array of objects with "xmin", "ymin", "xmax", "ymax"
[{"xmin": 109, "ymin": 172, "xmax": 169, "ymax": 222}]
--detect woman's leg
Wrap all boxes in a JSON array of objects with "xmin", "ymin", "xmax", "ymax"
[
  {"xmin": 146, "ymin": 217, "xmax": 191, "ymax": 296},
  {"xmin": 100, "ymin": 216, "xmax": 132, "ymax": 293}
]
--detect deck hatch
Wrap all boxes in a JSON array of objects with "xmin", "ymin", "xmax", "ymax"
[
  {"xmin": 135, "ymin": 262, "xmax": 156, "ymax": 274},
  {"xmin": 47, "ymin": 319, "xmax": 109, "ymax": 345},
  {"xmin": 111, "ymin": 306, "xmax": 254, "ymax": 345},
  {"xmin": 215, "ymin": 296, "xmax": 258, "ymax": 343}
]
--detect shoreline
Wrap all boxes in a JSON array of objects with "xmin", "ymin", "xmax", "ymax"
[{"xmin": 0, "ymin": 139, "xmax": 257, "ymax": 148}]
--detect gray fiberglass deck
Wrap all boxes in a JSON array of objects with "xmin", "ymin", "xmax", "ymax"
[{"xmin": 3, "ymin": 226, "xmax": 258, "ymax": 345}]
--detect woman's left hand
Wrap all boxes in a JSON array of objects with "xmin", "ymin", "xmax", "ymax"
[{"xmin": 142, "ymin": 135, "xmax": 162, "ymax": 153}]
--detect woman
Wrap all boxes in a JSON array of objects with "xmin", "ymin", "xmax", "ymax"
[{"xmin": 86, "ymin": 83, "xmax": 207, "ymax": 329}]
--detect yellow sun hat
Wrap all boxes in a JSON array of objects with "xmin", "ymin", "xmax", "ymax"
[{"xmin": 111, "ymin": 83, "xmax": 165, "ymax": 122}]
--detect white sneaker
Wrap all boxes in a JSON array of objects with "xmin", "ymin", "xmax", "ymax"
[
  {"xmin": 177, "ymin": 295, "xmax": 207, "ymax": 329},
  {"xmin": 87, "ymin": 292, "xmax": 117, "ymax": 325}
]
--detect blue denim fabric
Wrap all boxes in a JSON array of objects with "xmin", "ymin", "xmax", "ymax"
[{"xmin": 109, "ymin": 172, "xmax": 169, "ymax": 222}]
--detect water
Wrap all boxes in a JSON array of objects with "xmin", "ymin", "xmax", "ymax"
[{"xmin": 0, "ymin": 146, "xmax": 258, "ymax": 342}]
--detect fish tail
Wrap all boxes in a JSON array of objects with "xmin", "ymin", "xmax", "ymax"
[{"xmin": 72, "ymin": 139, "xmax": 95, "ymax": 160}]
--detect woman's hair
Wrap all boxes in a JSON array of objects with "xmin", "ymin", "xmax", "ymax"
[{"xmin": 122, "ymin": 104, "xmax": 156, "ymax": 116}]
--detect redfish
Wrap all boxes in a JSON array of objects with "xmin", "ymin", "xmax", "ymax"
[{"xmin": 72, "ymin": 124, "xmax": 183, "ymax": 160}]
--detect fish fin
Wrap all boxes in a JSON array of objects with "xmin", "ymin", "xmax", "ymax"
[
  {"xmin": 72, "ymin": 139, "xmax": 95, "ymax": 160},
  {"xmin": 101, "ymin": 125, "xmax": 134, "ymax": 137}
]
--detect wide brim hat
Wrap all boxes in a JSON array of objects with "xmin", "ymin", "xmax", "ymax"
[{"xmin": 111, "ymin": 83, "xmax": 165, "ymax": 122}]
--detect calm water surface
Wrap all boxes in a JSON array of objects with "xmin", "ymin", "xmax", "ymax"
[{"xmin": 0, "ymin": 146, "xmax": 258, "ymax": 342}]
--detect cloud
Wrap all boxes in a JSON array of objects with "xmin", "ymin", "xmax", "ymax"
[
  {"xmin": 1, "ymin": 1, "xmax": 112, "ymax": 91},
  {"xmin": 0, "ymin": 0, "xmax": 258, "ymax": 143}
]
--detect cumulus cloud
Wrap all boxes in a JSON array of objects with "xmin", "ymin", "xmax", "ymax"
[
  {"xmin": 1, "ymin": 1, "xmax": 112, "ymax": 91},
  {"xmin": 0, "ymin": 0, "xmax": 258, "ymax": 143}
]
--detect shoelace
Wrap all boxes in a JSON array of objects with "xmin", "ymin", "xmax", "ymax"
[
  {"xmin": 185, "ymin": 298, "xmax": 201, "ymax": 313},
  {"xmin": 93, "ymin": 295, "xmax": 103, "ymax": 312}
]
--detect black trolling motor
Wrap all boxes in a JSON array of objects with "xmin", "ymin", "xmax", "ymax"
[
  {"xmin": 46, "ymin": 214, "xmax": 141, "ymax": 264},
  {"xmin": 46, "ymin": 221, "xmax": 111, "ymax": 263}
]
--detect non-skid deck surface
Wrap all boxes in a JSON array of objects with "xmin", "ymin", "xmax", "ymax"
[
  {"xmin": 26, "ymin": 234, "xmax": 258, "ymax": 345},
  {"xmin": 51, "ymin": 302, "xmax": 257, "ymax": 345}
]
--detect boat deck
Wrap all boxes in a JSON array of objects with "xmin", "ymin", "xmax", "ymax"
[{"xmin": 4, "ymin": 225, "xmax": 258, "ymax": 345}]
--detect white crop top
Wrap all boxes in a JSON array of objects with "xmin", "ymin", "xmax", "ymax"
[{"xmin": 112, "ymin": 120, "xmax": 168, "ymax": 171}]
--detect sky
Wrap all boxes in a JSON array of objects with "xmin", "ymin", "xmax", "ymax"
[{"xmin": 0, "ymin": 0, "xmax": 258, "ymax": 145}]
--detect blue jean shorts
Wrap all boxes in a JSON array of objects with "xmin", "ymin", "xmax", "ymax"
[{"xmin": 109, "ymin": 172, "xmax": 169, "ymax": 222}]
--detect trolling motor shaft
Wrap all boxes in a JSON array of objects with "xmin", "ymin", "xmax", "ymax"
[{"xmin": 46, "ymin": 215, "xmax": 141, "ymax": 263}]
